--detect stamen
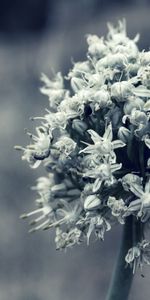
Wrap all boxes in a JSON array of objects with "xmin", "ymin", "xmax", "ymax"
[
  {"xmin": 29, "ymin": 214, "xmax": 46, "ymax": 225},
  {"xmin": 20, "ymin": 208, "xmax": 43, "ymax": 219},
  {"xmin": 14, "ymin": 145, "xmax": 25, "ymax": 151},
  {"xmin": 29, "ymin": 219, "xmax": 50, "ymax": 233}
]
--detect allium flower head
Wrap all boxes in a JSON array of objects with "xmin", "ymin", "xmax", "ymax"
[{"xmin": 16, "ymin": 20, "xmax": 150, "ymax": 274}]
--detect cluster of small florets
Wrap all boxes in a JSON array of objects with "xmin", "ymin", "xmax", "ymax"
[{"xmin": 16, "ymin": 20, "xmax": 150, "ymax": 273}]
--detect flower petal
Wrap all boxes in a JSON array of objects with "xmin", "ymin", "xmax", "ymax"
[
  {"xmin": 87, "ymin": 129, "xmax": 102, "ymax": 144},
  {"xmin": 129, "ymin": 183, "xmax": 144, "ymax": 198},
  {"xmin": 110, "ymin": 163, "xmax": 122, "ymax": 173},
  {"xmin": 79, "ymin": 145, "xmax": 97, "ymax": 154},
  {"xmin": 128, "ymin": 199, "xmax": 141, "ymax": 212},
  {"xmin": 132, "ymin": 85, "xmax": 150, "ymax": 97},
  {"xmin": 112, "ymin": 140, "xmax": 126, "ymax": 149},
  {"xmin": 30, "ymin": 160, "xmax": 41, "ymax": 169}
]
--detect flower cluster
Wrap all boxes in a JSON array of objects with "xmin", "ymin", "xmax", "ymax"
[{"xmin": 16, "ymin": 20, "xmax": 150, "ymax": 274}]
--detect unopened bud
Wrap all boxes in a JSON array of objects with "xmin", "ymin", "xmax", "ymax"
[
  {"xmin": 72, "ymin": 119, "xmax": 88, "ymax": 135},
  {"xmin": 118, "ymin": 126, "xmax": 130, "ymax": 143},
  {"xmin": 84, "ymin": 195, "xmax": 101, "ymax": 211}
]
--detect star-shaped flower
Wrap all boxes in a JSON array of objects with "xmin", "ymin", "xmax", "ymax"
[
  {"xmin": 80, "ymin": 123, "xmax": 125, "ymax": 163},
  {"xmin": 126, "ymin": 179, "xmax": 150, "ymax": 221}
]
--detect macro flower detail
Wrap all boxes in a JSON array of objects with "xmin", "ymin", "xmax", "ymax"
[
  {"xmin": 126, "ymin": 179, "xmax": 150, "ymax": 221},
  {"xmin": 107, "ymin": 196, "xmax": 127, "ymax": 224},
  {"xmin": 15, "ymin": 127, "xmax": 52, "ymax": 168},
  {"xmin": 16, "ymin": 20, "xmax": 150, "ymax": 287},
  {"xmin": 83, "ymin": 162, "xmax": 122, "ymax": 192},
  {"xmin": 125, "ymin": 240, "xmax": 150, "ymax": 273}
]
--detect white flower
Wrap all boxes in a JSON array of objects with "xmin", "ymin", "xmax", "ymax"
[
  {"xmin": 42, "ymin": 111, "xmax": 68, "ymax": 130},
  {"xmin": 107, "ymin": 196, "xmax": 127, "ymax": 224},
  {"xmin": 87, "ymin": 35, "xmax": 108, "ymax": 59},
  {"xmin": 40, "ymin": 72, "xmax": 66, "ymax": 109},
  {"xmin": 55, "ymin": 227, "xmax": 82, "ymax": 250},
  {"xmin": 125, "ymin": 240, "xmax": 150, "ymax": 273},
  {"xmin": 53, "ymin": 135, "xmax": 77, "ymax": 156},
  {"xmin": 121, "ymin": 173, "xmax": 143, "ymax": 192},
  {"xmin": 126, "ymin": 179, "xmax": 150, "ymax": 221},
  {"xmin": 80, "ymin": 123, "xmax": 125, "ymax": 163},
  {"xmin": 86, "ymin": 215, "xmax": 111, "ymax": 244},
  {"xmin": 123, "ymin": 96, "xmax": 144, "ymax": 115},
  {"xmin": 140, "ymin": 51, "xmax": 150, "ymax": 66},
  {"xmin": 43, "ymin": 201, "xmax": 82, "ymax": 230},
  {"xmin": 125, "ymin": 246, "xmax": 141, "ymax": 273},
  {"xmin": 16, "ymin": 127, "xmax": 52, "ymax": 168},
  {"xmin": 58, "ymin": 94, "xmax": 85, "ymax": 119},
  {"xmin": 96, "ymin": 53, "xmax": 128, "ymax": 70},
  {"xmin": 20, "ymin": 195, "xmax": 54, "ymax": 232},
  {"xmin": 85, "ymin": 73, "xmax": 105, "ymax": 89},
  {"xmin": 32, "ymin": 175, "xmax": 54, "ymax": 198},
  {"xmin": 83, "ymin": 162, "xmax": 122, "ymax": 192},
  {"xmin": 67, "ymin": 60, "xmax": 91, "ymax": 78},
  {"xmin": 91, "ymin": 88, "xmax": 112, "ymax": 111},
  {"xmin": 111, "ymin": 81, "xmax": 133, "ymax": 102},
  {"xmin": 107, "ymin": 19, "xmax": 139, "ymax": 47},
  {"xmin": 137, "ymin": 66, "xmax": 150, "ymax": 88},
  {"xmin": 123, "ymin": 109, "xmax": 148, "ymax": 136},
  {"xmin": 17, "ymin": 19, "xmax": 150, "ymax": 256}
]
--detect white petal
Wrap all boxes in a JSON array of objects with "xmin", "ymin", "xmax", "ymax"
[
  {"xmin": 129, "ymin": 184, "xmax": 144, "ymax": 198},
  {"xmin": 110, "ymin": 163, "xmax": 122, "ymax": 173},
  {"xmin": 112, "ymin": 140, "xmax": 126, "ymax": 149},
  {"xmin": 31, "ymin": 160, "xmax": 41, "ymax": 169},
  {"xmin": 87, "ymin": 129, "xmax": 102, "ymax": 144},
  {"xmin": 132, "ymin": 85, "xmax": 150, "ymax": 97},
  {"xmin": 128, "ymin": 199, "xmax": 141, "ymax": 212},
  {"xmin": 79, "ymin": 145, "xmax": 97, "ymax": 154}
]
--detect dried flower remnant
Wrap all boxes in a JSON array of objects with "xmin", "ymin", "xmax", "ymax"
[{"xmin": 16, "ymin": 20, "xmax": 150, "ymax": 280}]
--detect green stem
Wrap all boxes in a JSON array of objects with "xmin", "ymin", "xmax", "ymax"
[{"xmin": 106, "ymin": 216, "xmax": 134, "ymax": 300}]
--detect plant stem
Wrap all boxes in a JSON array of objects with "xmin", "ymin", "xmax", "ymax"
[{"xmin": 106, "ymin": 216, "xmax": 134, "ymax": 300}]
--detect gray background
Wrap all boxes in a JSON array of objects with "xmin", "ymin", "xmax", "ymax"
[{"xmin": 0, "ymin": 1, "xmax": 150, "ymax": 299}]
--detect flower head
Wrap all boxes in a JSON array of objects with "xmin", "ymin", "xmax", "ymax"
[{"xmin": 16, "ymin": 20, "xmax": 150, "ymax": 275}]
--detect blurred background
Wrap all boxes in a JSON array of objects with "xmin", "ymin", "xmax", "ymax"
[{"xmin": 0, "ymin": 1, "xmax": 150, "ymax": 299}]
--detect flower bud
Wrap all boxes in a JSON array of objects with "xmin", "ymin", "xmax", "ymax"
[
  {"xmin": 66, "ymin": 189, "xmax": 81, "ymax": 197},
  {"xmin": 111, "ymin": 81, "xmax": 133, "ymax": 101},
  {"xmin": 118, "ymin": 126, "xmax": 130, "ymax": 143},
  {"xmin": 72, "ymin": 119, "xmax": 88, "ymax": 135},
  {"xmin": 84, "ymin": 195, "xmax": 101, "ymax": 211}
]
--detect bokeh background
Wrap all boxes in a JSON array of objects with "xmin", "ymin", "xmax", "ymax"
[{"xmin": 0, "ymin": 1, "xmax": 150, "ymax": 299}]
